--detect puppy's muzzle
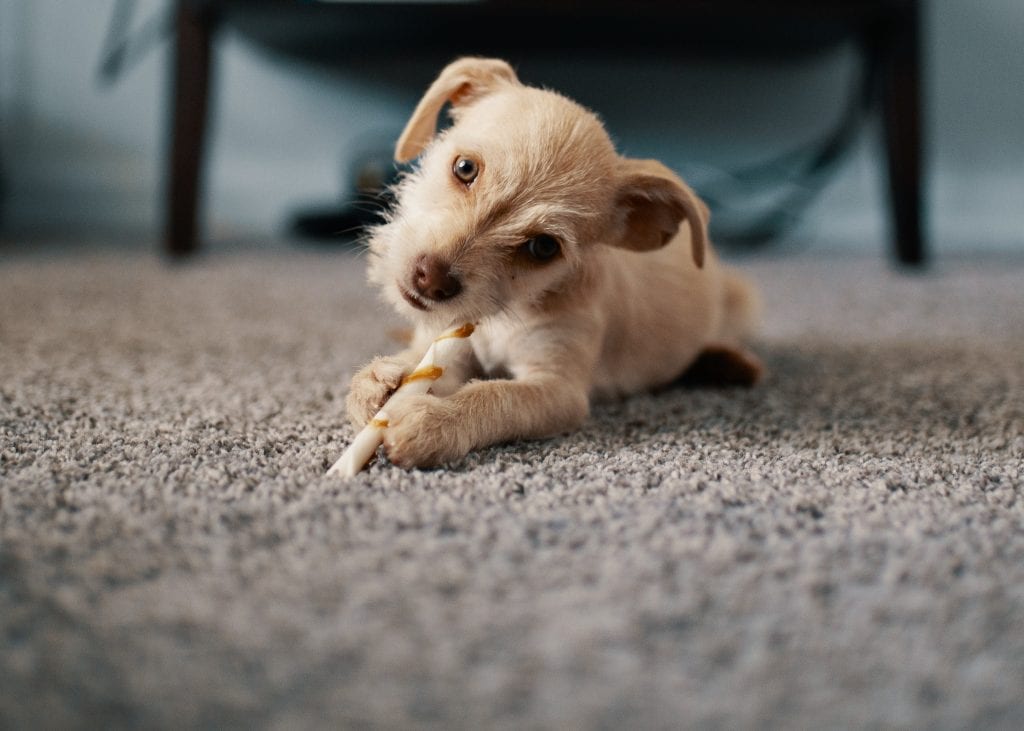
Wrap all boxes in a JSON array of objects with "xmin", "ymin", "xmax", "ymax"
[{"xmin": 412, "ymin": 254, "xmax": 462, "ymax": 302}]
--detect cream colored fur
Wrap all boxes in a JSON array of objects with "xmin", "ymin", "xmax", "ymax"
[{"xmin": 347, "ymin": 57, "xmax": 760, "ymax": 468}]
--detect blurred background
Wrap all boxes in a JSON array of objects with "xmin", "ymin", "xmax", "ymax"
[{"xmin": 0, "ymin": 0, "xmax": 1021, "ymax": 257}]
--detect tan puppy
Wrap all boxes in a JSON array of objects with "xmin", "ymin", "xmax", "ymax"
[{"xmin": 347, "ymin": 57, "xmax": 760, "ymax": 468}]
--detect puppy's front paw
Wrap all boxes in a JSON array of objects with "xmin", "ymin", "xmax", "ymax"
[
  {"xmin": 346, "ymin": 356, "xmax": 409, "ymax": 427},
  {"xmin": 382, "ymin": 394, "xmax": 468, "ymax": 469}
]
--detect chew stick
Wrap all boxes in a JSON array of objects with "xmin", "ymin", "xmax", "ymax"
[{"xmin": 327, "ymin": 323, "xmax": 475, "ymax": 477}]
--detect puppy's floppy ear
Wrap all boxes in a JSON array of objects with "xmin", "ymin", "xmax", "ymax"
[
  {"xmin": 395, "ymin": 57, "xmax": 520, "ymax": 162},
  {"xmin": 609, "ymin": 158, "xmax": 708, "ymax": 268}
]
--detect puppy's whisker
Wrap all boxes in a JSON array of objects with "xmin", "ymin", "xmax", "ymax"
[{"xmin": 484, "ymin": 291, "xmax": 523, "ymax": 329}]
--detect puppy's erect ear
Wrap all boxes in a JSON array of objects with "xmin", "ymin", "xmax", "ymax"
[
  {"xmin": 609, "ymin": 158, "xmax": 708, "ymax": 268},
  {"xmin": 395, "ymin": 57, "xmax": 520, "ymax": 162}
]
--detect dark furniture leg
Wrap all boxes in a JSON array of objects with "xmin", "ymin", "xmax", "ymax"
[
  {"xmin": 877, "ymin": 1, "xmax": 925, "ymax": 266},
  {"xmin": 166, "ymin": 0, "xmax": 213, "ymax": 256}
]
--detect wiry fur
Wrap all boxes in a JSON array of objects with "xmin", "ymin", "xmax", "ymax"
[{"xmin": 347, "ymin": 57, "xmax": 761, "ymax": 468}]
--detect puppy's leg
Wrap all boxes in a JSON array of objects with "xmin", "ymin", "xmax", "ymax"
[
  {"xmin": 345, "ymin": 351, "xmax": 418, "ymax": 428},
  {"xmin": 382, "ymin": 374, "xmax": 589, "ymax": 468},
  {"xmin": 717, "ymin": 267, "xmax": 761, "ymax": 344}
]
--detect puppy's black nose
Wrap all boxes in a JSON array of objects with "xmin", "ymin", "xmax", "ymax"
[{"xmin": 413, "ymin": 254, "xmax": 462, "ymax": 301}]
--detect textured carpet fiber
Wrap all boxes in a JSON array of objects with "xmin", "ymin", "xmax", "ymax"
[{"xmin": 1, "ymin": 247, "xmax": 1022, "ymax": 729}]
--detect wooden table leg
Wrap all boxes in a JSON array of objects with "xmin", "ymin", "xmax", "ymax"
[
  {"xmin": 165, "ymin": 0, "xmax": 213, "ymax": 256},
  {"xmin": 877, "ymin": 0, "xmax": 925, "ymax": 266}
]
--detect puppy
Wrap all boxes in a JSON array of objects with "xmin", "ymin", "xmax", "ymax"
[{"xmin": 347, "ymin": 57, "xmax": 761, "ymax": 468}]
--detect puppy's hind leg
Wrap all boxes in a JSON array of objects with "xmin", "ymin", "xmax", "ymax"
[
  {"xmin": 717, "ymin": 268, "xmax": 761, "ymax": 345},
  {"xmin": 676, "ymin": 267, "xmax": 763, "ymax": 387}
]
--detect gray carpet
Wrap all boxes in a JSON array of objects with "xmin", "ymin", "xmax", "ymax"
[{"xmin": 1, "ymin": 246, "xmax": 1022, "ymax": 729}]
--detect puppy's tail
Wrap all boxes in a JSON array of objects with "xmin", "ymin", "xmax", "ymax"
[{"xmin": 718, "ymin": 267, "xmax": 761, "ymax": 343}]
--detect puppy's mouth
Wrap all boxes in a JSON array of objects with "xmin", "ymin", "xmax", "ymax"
[{"xmin": 397, "ymin": 283, "xmax": 431, "ymax": 311}]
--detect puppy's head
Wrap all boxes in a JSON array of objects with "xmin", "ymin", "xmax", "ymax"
[{"xmin": 367, "ymin": 57, "xmax": 708, "ymax": 328}]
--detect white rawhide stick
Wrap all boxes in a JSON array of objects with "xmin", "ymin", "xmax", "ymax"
[{"xmin": 327, "ymin": 323, "xmax": 475, "ymax": 477}]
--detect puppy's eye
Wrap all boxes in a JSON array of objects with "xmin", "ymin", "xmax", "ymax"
[
  {"xmin": 453, "ymin": 156, "xmax": 479, "ymax": 184},
  {"xmin": 521, "ymin": 235, "xmax": 561, "ymax": 262}
]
